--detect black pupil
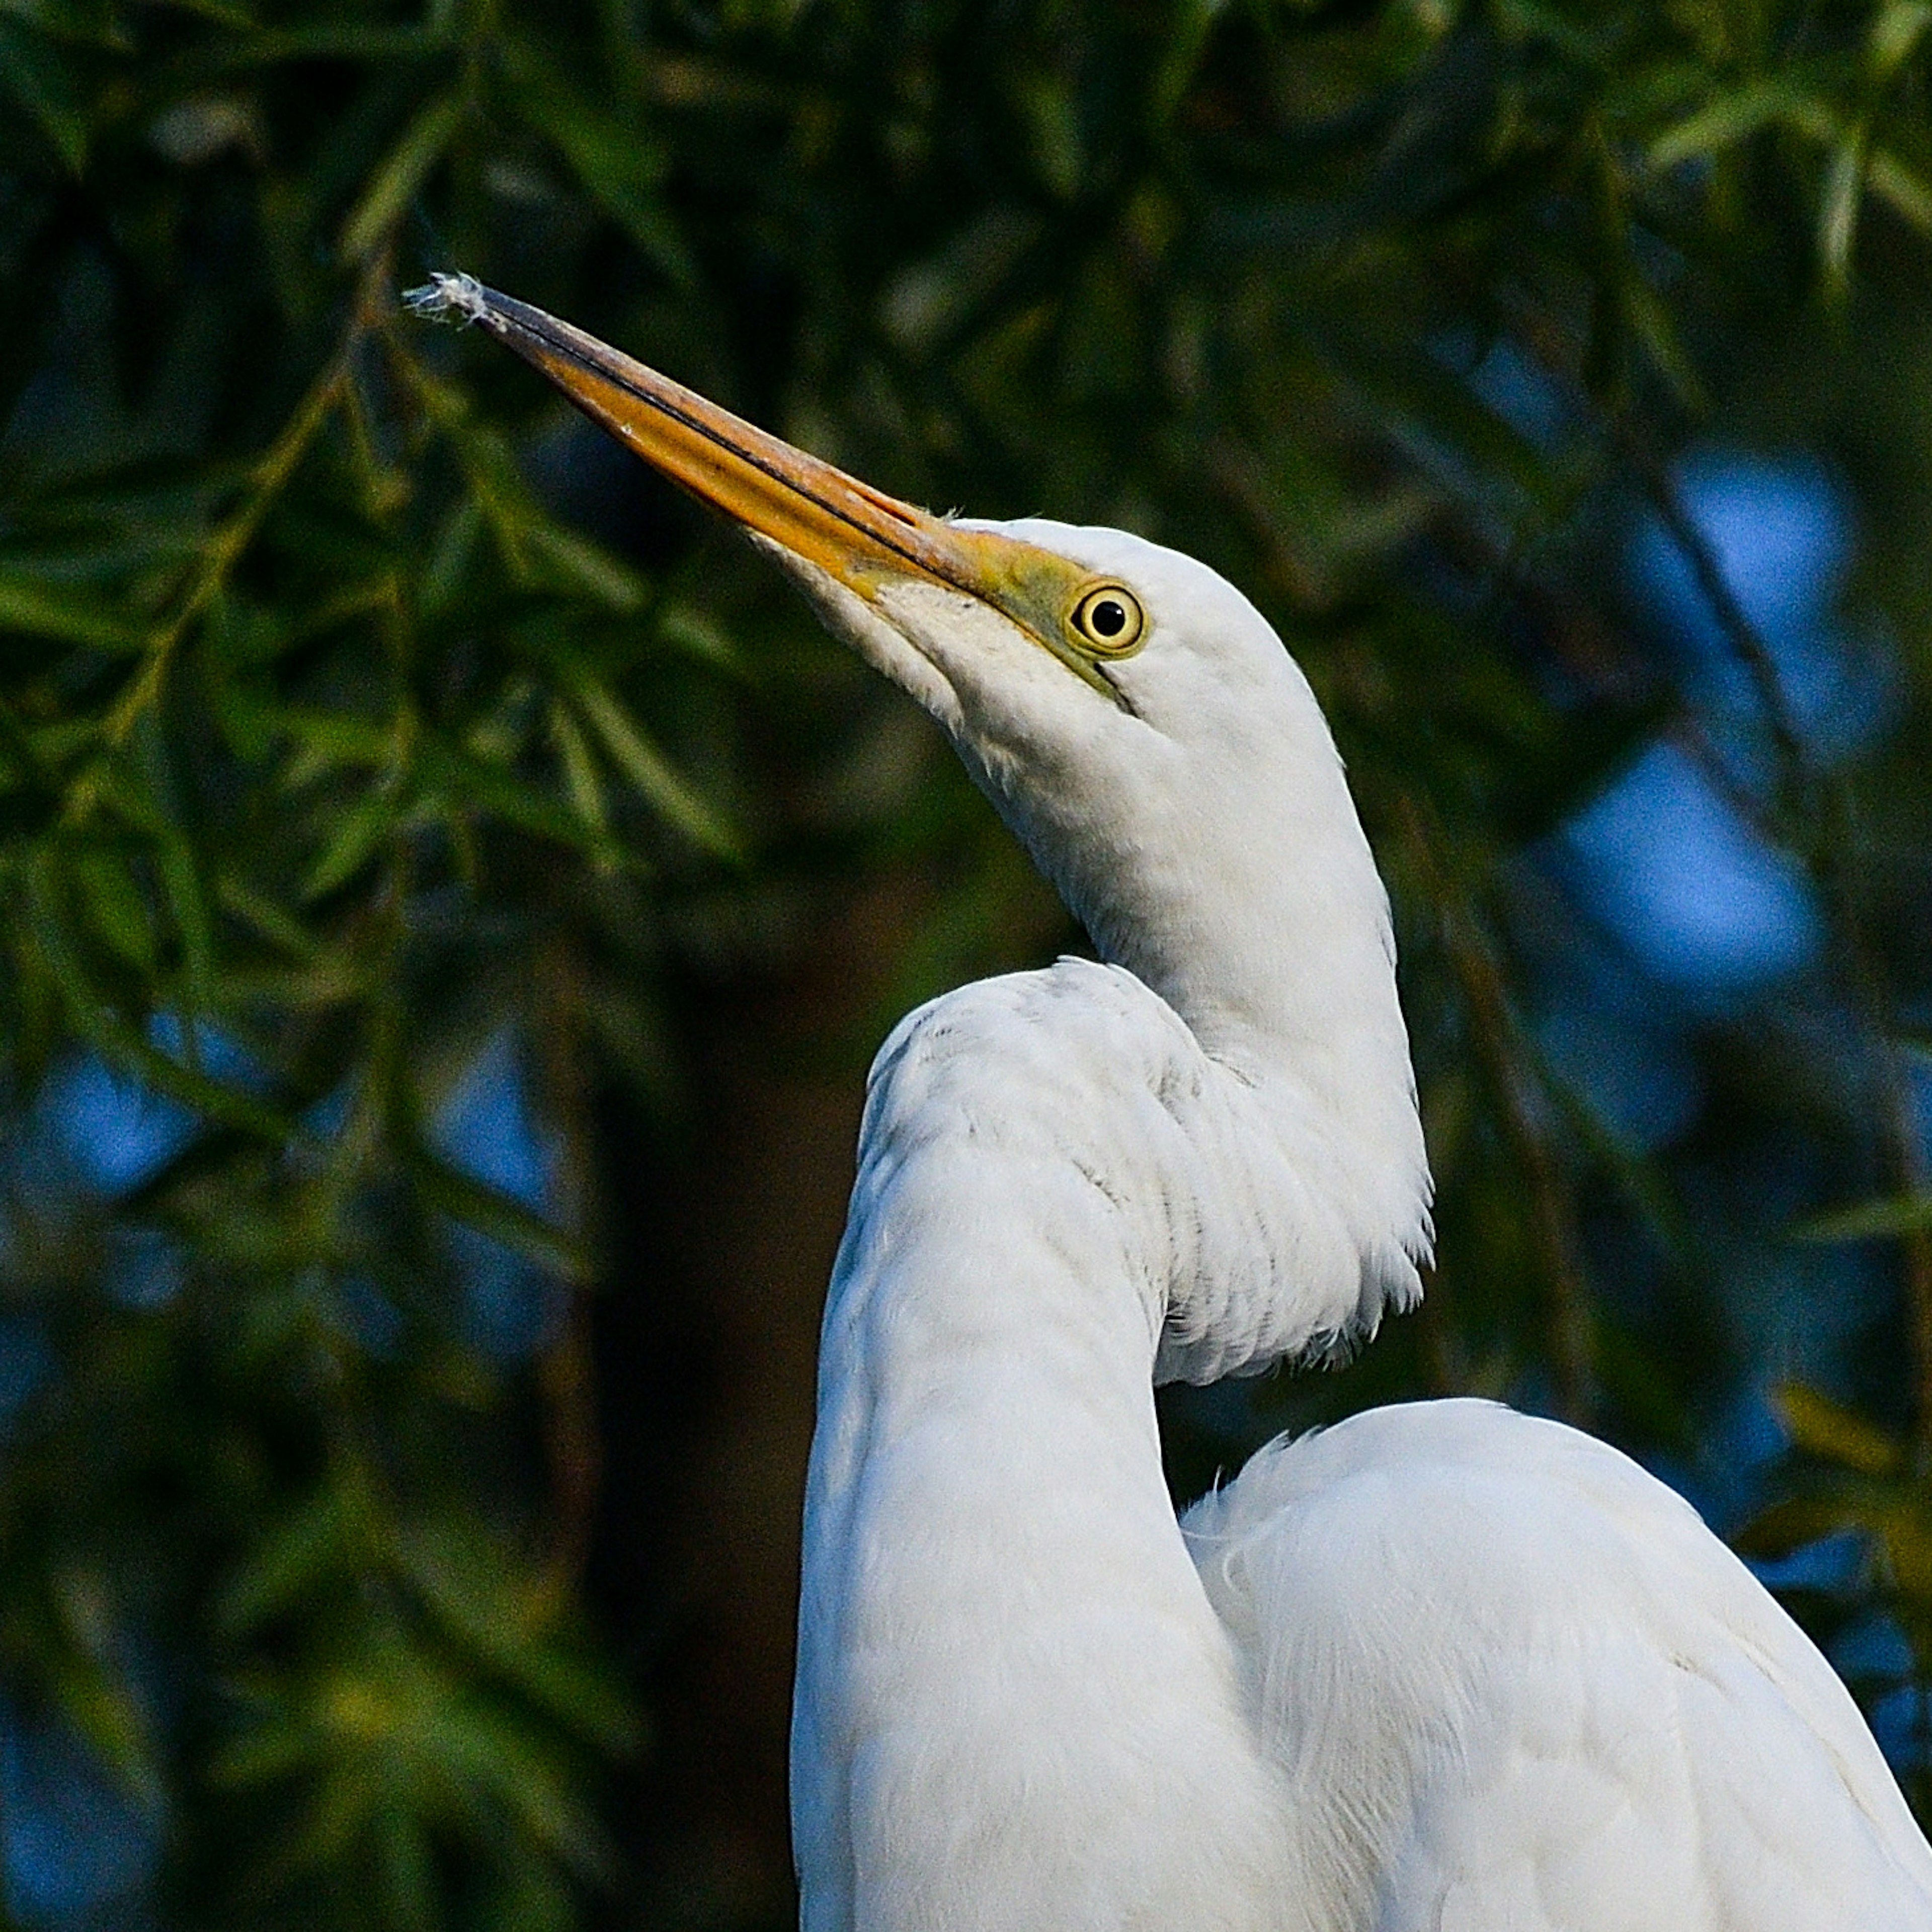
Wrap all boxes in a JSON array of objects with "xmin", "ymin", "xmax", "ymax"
[{"xmin": 1088, "ymin": 598, "xmax": 1126, "ymax": 638}]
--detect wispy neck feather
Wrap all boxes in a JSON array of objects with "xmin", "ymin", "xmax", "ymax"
[
  {"xmin": 954, "ymin": 683, "xmax": 1432, "ymax": 1376},
  {"xmin": 760, "ymin": 525, "xmax": 1432, "ymax": 1366}
]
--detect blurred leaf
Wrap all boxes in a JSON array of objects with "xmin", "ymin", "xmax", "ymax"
[
  {"xmin": 1648, "ymin": 78, "xmax": 1822, "ymax": 170},
  {"xmin": 0, "ymin": 572, "xmax": 142, "ymax": 649},
  {"xmin": 1870, "ymin": 145, "xmax": 1932, "ymax": 230},
  {"xmin": 411, "ymin": 1146, "xmax": 585, "ymax": 1280},
  {"xmin": 394, "ymin": 1522, "xmax": 638, "ymax": 1752},
  {"xmin": 522, "ymin": 522, "xmax": 648, "ymax": 612},
  {"xmin": 1778, "ymin": 1383, "xmax": 1905, "ymax": 1476},
  {"xmin": 548, "ymin": 701, "xmax": 610, "ymax": 851},
  {"xmin": 218, "ymin": 1480, "xmax": 372, "ymax": 1638},
  {"xmin": 424, "ymin": 733, "xmax": 614, "ymax": 859},
  {"xmin": 1820, "ymin": 129, "xmax": 1870, "ymax": 299},
  {"xmin": 25, "ymin": 857, "xmax": 291, "ymax": 1141},
  {"xmin": 562, "ymin": 672, "xmax": 742, "ymax": 860},
  {"xmin": 340, "ymin": 94, "xmax": 464, "ymax": 264},
  {"xmin": 498, "ymin": 40, "xmax": 696, "ymax": 286},
  {"xmin": 0, "ymin": 19, "xmax": 92, "ymax": 169},
  {"xmin": 73, "ymin": 849, "xmax": 157, "ymax": 970},
  {"xmin": 302, "ymin": 787, "xmax": 398, "ymax": 900},
  {"xmin": 1798, "ymin": 1192, "xmax": 1932, "ymax": 1241},
  {"xmin": 45, "ymin": 1573, "xmax": 162, "ymax": 1806}
]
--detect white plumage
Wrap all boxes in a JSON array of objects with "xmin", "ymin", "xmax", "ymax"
[
  {"xmin": 1190, "ymin": 1403, "xmax": 1932, "ymax": 1929},
  {"xmin": 781, "ymin": 522, "xmax": 1932, "ymax": 1930},
  {"xmin": 422, "ymin": 281, "xmax": 1932, "ymax": 1931}
]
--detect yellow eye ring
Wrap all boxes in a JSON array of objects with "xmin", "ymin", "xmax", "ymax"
[{"xmin": 1067, "ymin": 584, "xmax": 1145, "ymax": 658}]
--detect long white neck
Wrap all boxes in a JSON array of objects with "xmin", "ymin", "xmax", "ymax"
[
  {"xmin": 916, "ymin": 576, "xmax": 1430, "ymax": 1379},
  {"xmin": 766, "ymin": 522, "xmax": 1430, "ymax": 1363},
  {"xmin": 792, "ymin": 962, "xmax": 1334, "ymax": 1932}
]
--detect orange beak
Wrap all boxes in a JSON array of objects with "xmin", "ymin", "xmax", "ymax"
[{"xmin": 412, "ymin": 275, "xmax": 1106, "ymax": 681}]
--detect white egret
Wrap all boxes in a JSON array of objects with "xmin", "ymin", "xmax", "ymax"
[{"xmin": 413, "ymin": 273, "xmax": 1932, "ymax": 1931}]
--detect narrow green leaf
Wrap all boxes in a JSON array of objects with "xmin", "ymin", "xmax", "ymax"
[
  {"xmin": 418, "ymin": 497, "xmax": 484, "ymax": 617},
  {"xmin": 0, "ymin": 21, "xmax": 90, "ymax": 170},
  {"xmin": 1148, "ymin": 0, "xmax": 1227, "ymax": 126},
  {"xmin": 0, "ymin": 571, "xmax": 141, "ymax": 649},
  {"xmin": 206, "ymin": 1709, "xmax": 314, "ymax": 1791},
  {"xmin": 46, "ymin": 1647, "xmax": 159, "ymax": 1808},
  {"xmin": 412, "ymin": 1146, "xmax": 586, "ymax": 1279},
  {"xmin": 1869, "ymin": 145, "xmax": 1932, "ymax": 233},
  {"xmin": 26, "ymin": 859, "xmax": 292, "ymax": 1143},
  {"xmin": 498, "ymin": 40, "xmax": 696, "ymax": 285},
  {"xmin": 155, "ymin": 839, "xmax": 215, "ymax": 1002},
  {"xmin": 394, "ymin": 1524, "xmax": 639, "ymax": 1749},
  {"xmin": 1622, "ymin": 273, "xmax": 1707, "ymax": 412},
  {"xmin": 565, "ymin": 676, "xmax": 741, "ymax": 859},
  {"xmin": 74, "ymin": 850, "xmax": 156, "ymax": 971},
  {"xmin": 657, "ymin": 602, "xmax": 743, "ymax": 673},
  {"xmin": 280, "ymin": 577, "xmax": 403, "ymax": 649},
  {"xmin": 1872, "ymin": 1, "xmax": 1932, "ymax": 80},
  {"xmin": 523, "ymin": 522, "xmax": 647, "ymax": 612},
  {"xmin": 1322, "ymin": 329, "xmax": 1555, "ymax": 512},
  {"xmin": 217, "ymin": 1481, "xmax": 369, "ymax": 1637},
  {"xmin": 1733, "ymin": 1493, "xmax": 1872, "ymax": 1560},
  {"xmin": 1648, "ymin": 80, "xmax": 1822, "ymax": 172},
  {"xmin": 209, "ymin": 22, "xmax": 443, "ymax": 65},
  {"xmin": 399, "ymin": 364, "xmax": 549, "ymax": 576},
  {"xmin": 340, "ymin": 94, "xmax": 463, "ymax": 264},
  {"xmin": 1, "ymin": 0, "xmax": 136, "ymax": 47},
  {"xmin": 1777, "ymin": 1383, "xmax": 1904, "ymax": 1477},
  {"xmin": 1818, "ymin": 132, "xmax": 1869, "ymax": 298},
  {"xmin": 1796, "ymin": 1190, "xmax": 1932, "ymax": 1241},
  {"xmin": 423, "ymin": 735, "xmax": 612, "ymax": 857},
  {"xmin": 127, "ymin": 711, "xmax": 216, "ymax": 1004},
  {"xmin": 547, "ymin": 700, "xmax": 611, "ymax": 846},
  {"xmin": 277, "ymin": 706, "xmax": 396, "ymax": 780},
  {"xmin": 434, "ymin": 1705, "xmax": 608, "ymax": 1869},
  {"xmin": 302, "ymin": 789, "xmax": 396, "ymax": 900}
]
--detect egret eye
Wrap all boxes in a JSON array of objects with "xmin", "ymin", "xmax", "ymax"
[{"xmin": 1068, "ymin": 584, "xmax": 1145, "ymax": 658}]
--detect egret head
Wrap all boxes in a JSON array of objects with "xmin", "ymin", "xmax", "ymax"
[
  {"xmin": 772, "ymin": 512, "xmax": 1379, "ymax": 1025},
  {"xmin": 411, "ymin": 275, "xmax": 1431, "ymax": 1302}
]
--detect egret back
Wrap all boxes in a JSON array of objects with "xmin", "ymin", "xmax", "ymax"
[{"xmin": 1185, "ymin": 1400, "xmax": 1932, "ymax": 1931}]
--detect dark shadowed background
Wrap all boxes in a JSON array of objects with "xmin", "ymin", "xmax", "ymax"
[{"xmin": 8, "ymin": 1, "xmax": 1932, "ymax": 1925}]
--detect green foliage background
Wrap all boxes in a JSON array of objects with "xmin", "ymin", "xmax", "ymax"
[{"xmin": 9, "ymin": 0, "xmax": 1932, "ymax": 1924}]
